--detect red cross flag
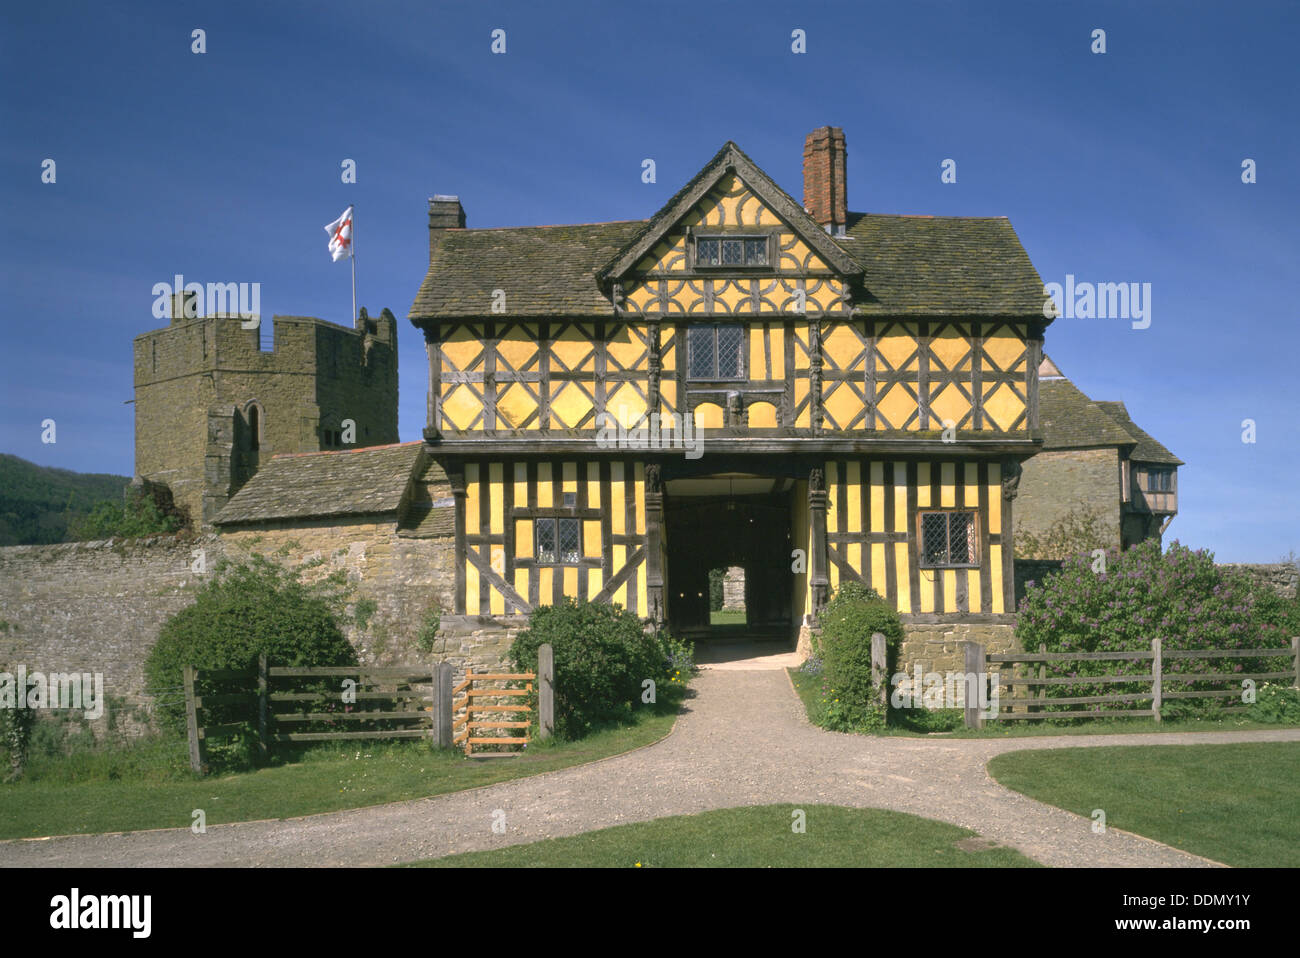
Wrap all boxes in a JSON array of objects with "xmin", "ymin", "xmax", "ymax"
[{"xmin": 325, "ymin": 206, "xmax": 354, "ymax": 261}]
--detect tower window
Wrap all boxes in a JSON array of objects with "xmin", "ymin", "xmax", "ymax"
[{"xmin": 687, "ymin": 324, "xmax": 745, "ymax": 380}]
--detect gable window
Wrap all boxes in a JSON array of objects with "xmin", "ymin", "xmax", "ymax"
[
  {"xmin": 1146, "ymin": 468, "xmax": 1174, "ymax": 492},
  {"xmin": 687, "ymin": 323, "xmax": 745, "ymax": 380},
  {"xmin": 535, "ymin": 517, "xmax": 581, "ymax": 565},
  {"xmin": 919, "ymin": 511, "xmax": 978, "ymax": 568},
  {"xmin": 695, "ymin": 235, "xmax": 768, "ymax": 268}
]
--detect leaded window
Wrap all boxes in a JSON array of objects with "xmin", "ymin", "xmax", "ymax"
[
  {"xmin": 695, "ymin": 235, "xmax": 768, "ymax": 267},
  {"xmin": 687, "ymin": 323, "xmax": 745, "ymax": 380},
  {"xmin": 920, "ymin": 511, "xmax": 978, "ymax": 567},
  {"xmin": 1146, "ymin": 468, "xmax": 1173, "ymax": 493},
  {"xmin": 535, "ymin": 517, "xmax": 580, "ymax": 565}
]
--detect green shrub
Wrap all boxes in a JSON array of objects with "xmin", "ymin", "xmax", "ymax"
[
  {"xmin": 509, "ymin": 599, "xmax": 671, "ymax": 740},
  {"xmin": 817, "ymin": 581, "xmax": 902, "ymax": 732},
  {"xmin": 67, "ymin": 488, "xmax": 183, "ymax": 540},
  {"xmin": 1247, "ymin": 683, "xmax": 1300, "ymax": 724},
  {"xmin": 708, "ymin": 568, "xmax": 724, "ymax": 612},
  {"xmin": 414, "ymin": 606, "xmax": 443, "ymax": 655},
  {"xmin": 1017, "ymin": 540, "xmax": 1289, "ymax": 716},
  {"xmin": 144, "ymin": 554, "xmax": 357, "ymax": 741}
]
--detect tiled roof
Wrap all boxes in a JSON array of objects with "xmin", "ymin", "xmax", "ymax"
[
  {"xmin": 410, "ymin": 221, "xmax": 645, "ymax": 319},
  {"xmin": 836, "ymin": 213, "xmax": 1047, "ymax": 316},
  {"xmin": 410, "ymin": 143, "xmax": 1048, "ymax": 322},
  {"xmin": 1038, "ymin": 379, "xmax": 1136, "ymax": 450},
  {"xmin": 1096, "ymin": 401, "xmax": 1183, "ymax": 465},
  {"xmin": 214, "ymin": 442, "xmax": 430, "ymax": 525}
]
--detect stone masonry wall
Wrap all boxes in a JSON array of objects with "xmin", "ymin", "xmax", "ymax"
[
  {"xmin": 0, "ymin": 519, "xmax": 490, "ymax": 733},
  {"xmin": 1016, "ymin": 447, "xmax": 1120, "ymax": 552}
]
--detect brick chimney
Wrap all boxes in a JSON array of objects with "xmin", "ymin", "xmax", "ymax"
[
  {"xmin": 802, "ymin": 127, "xmax": 847, "ymax": 235},
  {"xmin": 428, "ymin": 194, "xmax": 466, "ymax": 261}
]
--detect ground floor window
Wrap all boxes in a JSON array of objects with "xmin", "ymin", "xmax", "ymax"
[
  {"xmin": 919, "ymin": 510, "xmax": 978, "ymax": 567},
  {"xmin": 535, "ymin": 516, "xmax": 581, "ymax": 565}
]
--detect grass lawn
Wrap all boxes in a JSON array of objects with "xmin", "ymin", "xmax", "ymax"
[
  {"xmin": 788, "ymin": 666, "xmax": 1299, "ymax": 738},
  {"xmin": 709, "ymin": 609, "xmax": 746, "ymax": 626},
  {"xmin": 0, "ymin": 701, "xmax": 682, "ymax": 841},
  {"xmin": 988, "ymin": 742, "xmax": 1300, "ymax": 867},
  {"xmin": 407, "ymin": 804, "xmax": 1040, "ymax": 867}
]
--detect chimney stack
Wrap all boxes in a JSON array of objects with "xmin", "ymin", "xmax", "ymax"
[
  {"xmin": 802, "ymin": 127, "xmax": 847, "ymax": 236},
  {"xmin": 428, "ymin": 194, "xmax": 466, "ymax": 261}
]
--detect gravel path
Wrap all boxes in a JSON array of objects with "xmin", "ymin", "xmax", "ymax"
[{"xmin": 2, "ymin": 667, "xmax": 1296, "ymax": 868}]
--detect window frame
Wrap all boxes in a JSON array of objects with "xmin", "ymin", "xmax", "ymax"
[
  {"xmin": 686, "ymin": 322, "xmax": 747, "ymax": 382},
  {"xmin": 692, "ymin": 233, "xmax": 770, "ymax": 270},
  {"xmin": 917, "ymin": 509, "xmax": 981, "ymax": 570},
  {"xmin": 1145, "ymin": 467, "xmax": 1174, "ymax": 493},
  {"xmin": 534, "ymin": 516, "xmax": 582, "ymax": 566}
]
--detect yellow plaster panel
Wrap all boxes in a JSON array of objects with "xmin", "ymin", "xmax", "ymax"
[
  {"xmin": 876, "ymin": 385, "xmax": 919, "ymax": 431},
  {"xmin": 440, "ymin": 385, "xmax": 483, "ymax": 432},
  {"xmin": 440, "ymin": 326, "xmax": 483, "ymax": 369},
  {"xmin": 465, "ymin": 464, "xmax": 480, "ymax": 534},
  {"xmin": 893, "ymin": 462, "xmax": 908, "ymax": 532},
  {"xmin": 941, "ymin": 463, "xmax": 956, "ymax": 507},
  {"xmin": 928, "ymin": 384, "xmax": 971, "ymax": 430},
  {"xmin": 876, "ymin": 330, "xmax": 918, "ymax": 371},
  {"xmin": 495, "ymin": 384, "xmax": 537, "ymax": 430},
  {"xmin": 515, "ymin": 520, "xmax": 533, "ymax": 559},
  {"xmin": 587, "ymin": 462, "xmax": 601, "ymax": 508},
  {"xmin": 610, "ymin": 463, "xmax": 625, "ymax": 535},
  {"xmin": 562, "ymin": 462, "xmax": 577, "ymax": 492},
  {"xmin": 870, "ymin": 462, "xmax": 885, "ymax": 530},
  {"xmin": 846, "ymin": 461, "xmax": 862, "ymax": 533},
  {"xmin": 871, "ymin": 542, "xmax": 886, "ymax": 595},
  {"xmin": 824, "ymin": 383, "xmax": 863, "ymax": 431},
  {"xmin": 967, "ymin": 570, "xmax": 981, "ymax": 613},
  {"xmin": 988, "ymin": 463, "xmax": 1002, "ymax": 534},
  {"xmin": 770, "ymin": 326, "xmax": 784, "ymax": 379},
  {"xmin": 588, "ymin": 568, "xmax": 603, "ymax": 598},
  {"xmin": 919, "ymin": 569, "xmax": 935, "ymax": 613},
  {"xmin": 929, "ymin": 325, "xmax": 971, "ymax": 371},
  {"xmin": 990, "ymin": 545, "xmax": 1004, "ymax": 613},
  {"xmin": 584, "ymin": 520, "xmax": 601, "ymax": 557},
  {"xmin": 943, "ymin": 569, "xmax": 957, "ymax": 613},
  {"xmin": 563, "ymin": 566, "xmax": 578, "ymax": 599},
  {"xmin": 488, "ymin": 464, "xmax": 504, "ymax": 534},
  {"xmin": 826, "ymin": 461, "xmax": 839, "ymax": 532},
  {"xmin": 550, "ymin": 383, "xmax": 594, "ymax": 429},
  {"xmin": 749, "ymin": 401, "xmax": 778, "ymax": 428},
  {"xmin": 917, "ymin": 463, "xmax": 931, "ymax": 507},
  {"xmin": 983, "ymin": 331, "xmax": 1025, "ymax": 372},
  {"xmin": 466, "ymin": 559, "xmax": 480, "ymax": 615},
  {"xmin": 496, "ymin": 327, "xmax": 538, "ymax": 370},
  {"xmin": 515, "ymin": 568, "xmax": 528, "ymax": 602},
  {"xmin": 539, "ymin": 567, "xmax": 553, "ymax": 605},
  {"xmin": 552, "ymin": 324, "xmax": 595, "ymax": 370},
  {"xmin": 606, "ymin": 385, "xmax": 647, "ymax": 426},
  {"xmin": 982, "ymin": 384, "xmax": 1025, "ymax": 431},
  {"xmin": 694, "ymin": 402, "xmax": 724, "ymax": 429},
  {"xmin": 894, "ymin": 542, "xmax": 911, "ymax": 613},
  {"xmin": 607, "ymin": 326, "xmax": 646, "ymax": 368},
  {"xmin": 965, "ymin": 463, "xmax": 979, "ymax": 506},
  {"xmin": 537, "ymin": 463, "xmax": 553, "ymax": 508}
]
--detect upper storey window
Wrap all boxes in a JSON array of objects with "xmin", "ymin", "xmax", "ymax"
[
  {"xmin": 688, "ymin": 324, "xmax": 745, "ymax": 380},
  {"xmin": 695, "ymin": 235, "xmax": 768, "ymax": 268}
]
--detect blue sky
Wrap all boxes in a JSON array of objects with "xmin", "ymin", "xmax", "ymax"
[{"xmin": 1, "ymin": 0, "xmax": 1296, "ymax": 561}]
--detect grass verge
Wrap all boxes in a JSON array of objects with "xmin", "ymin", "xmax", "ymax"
[
  {"xmin": 988, "ymin": 742, "xmax": 1300, "ymax": 867},
  {"xmin": 0, "ymin": 699, "xmax": 683, "ymax": 841},
  {"xmin": 405, "ymin": 804, "xmax": 1040, "ymax": 867}
]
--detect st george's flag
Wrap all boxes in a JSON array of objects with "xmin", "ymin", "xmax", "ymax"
[{"xmin": 325, "ymin": 206, "xmax": 354, "ymax": 261}]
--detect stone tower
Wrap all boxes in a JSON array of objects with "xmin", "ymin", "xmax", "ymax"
[{"xmin": 133, "ymin": 296, "xmax": 399, "ymax": 528}]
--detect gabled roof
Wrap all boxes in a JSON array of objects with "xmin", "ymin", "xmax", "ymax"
[
  {"xmin": 410, "ymin": 139, "xmax": 1050, "ymax": 322},
  {"xmin": 597, "ymin": 140, "xmax": 862, "ymax": 282},
  {"xmin": 1096, "ymin": 401, "xmax": 1184, "ymax": 466},
  {"xmin": 214, "ymin": 442, "xmax": 432, "ymax": 526}
]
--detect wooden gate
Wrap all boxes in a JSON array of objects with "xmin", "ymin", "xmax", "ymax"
[{"xmin": 451, "ymin": 669, "xmax": 535, "ymax": 756}]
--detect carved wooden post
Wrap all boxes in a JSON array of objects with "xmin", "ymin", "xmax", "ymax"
[
  {"xmin": 808, "ymin": 466, "xmax": 830, "ymax": 617},
  {"xmin": 808, "ymin": 317, "xmax": 824, "ymax": 432},
  {"xmin": 964, "ymin": 642, "xmax": 986, "ymax": 730},
  {"xmin": 538, "ymin": 643, "xmax": 555, "ymax": 740},
  {"xmin": 644, "ymin": 464, "xmax": 666, "ymax": 625}
]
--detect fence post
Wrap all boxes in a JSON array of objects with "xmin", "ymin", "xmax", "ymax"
[
  {"xmin": 870, "ymin": 632, "xmax": 887, "ymax": 712},
  {"xmin": 1151, "ymin": 638, "xmax": 1162, "ymax": 722},
  {"xmin": 432, "ymin": 661, "xmax": 454, "ymax": 749},
  {"xmin": 257, "ymin": 653, "xmax": 268, "ymax": 759},
  {"xmin": 1036, "ymin": 643, "xmax": 1046, "ymax": 717},
  {"xmin": 183, "ymin": 665, "xmax": 205, "ymax": 775},
  {"xmin": 1293, "ymin": 637, "xmax": 1299, "ymax": 690},
  {"xmin": 539, "ymin": 643, "xmax": 555, "ymax": 740},
  {"xmin": 964, "ymin": 642, "xmax": 986, "ymax": 730}
]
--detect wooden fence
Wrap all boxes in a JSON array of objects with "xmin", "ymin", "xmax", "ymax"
[
  {"xmin": 960, "ymin": 637, "xmax": 1299, "ymax": 729},
  {"xmin": 451, "ymin": 669, "xmax": 535, "ymax": 757},
  {"xmin": 184, "ymin": 645, "xmax": 555, "ymax": 774}
]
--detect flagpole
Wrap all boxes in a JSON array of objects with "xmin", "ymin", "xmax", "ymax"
[{"xmin": 350, "ymin": 206, "xmax": 357, "ymax": 323}]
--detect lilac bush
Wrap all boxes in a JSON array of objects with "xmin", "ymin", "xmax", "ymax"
[{"xmin": 1016, "ymin": 540, "xmax": 1289, "ymax": 713}]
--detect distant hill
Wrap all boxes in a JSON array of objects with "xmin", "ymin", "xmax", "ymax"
[{"xmin": 0, "ymin": 454, "xmax": 131, "ymax": 545}]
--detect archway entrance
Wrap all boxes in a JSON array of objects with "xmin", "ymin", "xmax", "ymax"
[{"xmin": 663, "ymin": 473, "xmax": 795, "ymax": 643}]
